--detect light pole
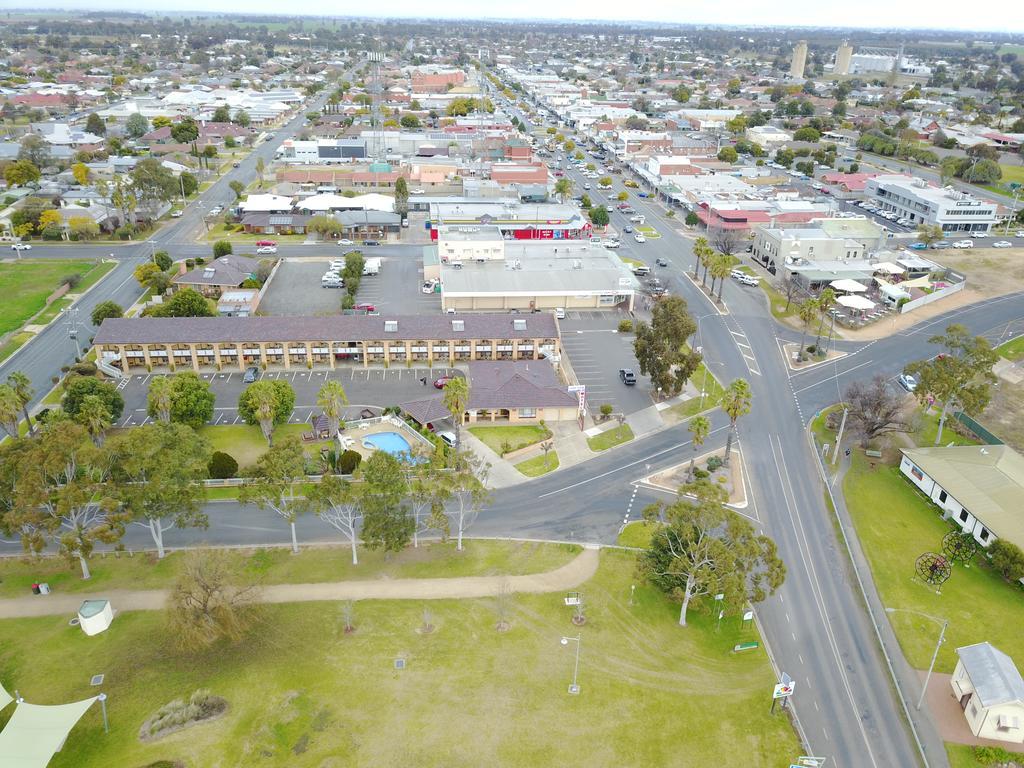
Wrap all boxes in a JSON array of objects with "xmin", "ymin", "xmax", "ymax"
[
  {"xmin": 560, "ymin": 634, "xmax": 581, "ymax": 695},
  {"xmin": 98, "ymin": 692, "xmax": 109, "ymax": 733},
  {"xmin": 885, "ymin": 607, "xmax": 948, "ymax": 710}
]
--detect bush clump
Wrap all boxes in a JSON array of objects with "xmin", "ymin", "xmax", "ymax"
[
  {"xmin": 208, "ymin": 451, "xmax": 239, "ymax": 480},
  {"xmin": 989, "ymin": 539, "xmax": 1024, "ymax": 583},
  {"xmin": 337, "ymin": 449, "xmax": 362, "ymax": 475},
  {"xmin": 706, "ymin": 454, "xmax": 724, "ymax": 472},
  {"xmin": 139, "ymin": 689, "xmax": 227, "ymax": 742},
  {"xmin": 617, "ymin": 319, "xmax": 633, "ymax": 333}
]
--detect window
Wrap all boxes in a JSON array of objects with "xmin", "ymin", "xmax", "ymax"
[
  {"xmin": 518, "ymin": 408, "xmax": 537, "ymax": 418},
  {"xmin": 959, "ymin": 510, "xmax": 968, "ymax": 523},
  {"xmin": 939, "ymin": 490, "xmax": 947, "ymax": 503},
  {"xmin": 980, "ymin": 529, "xmax": 990, "ymax": 542}
]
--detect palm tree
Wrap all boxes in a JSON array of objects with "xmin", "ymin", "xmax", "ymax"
[
  {"xmin": 147, "ymin": 376, "xmax": 172, "ymax": 423},
  {"xmin": 720, "ymin": 379, "xmax": 752, "ymax": 468},
  {"xmin": 249, "ymin": 386, "xmax": 278, "ymax": 446},
  {"xmin": 6, "ymin": 372, "xmax": 34, "ymax": 434},
  {"xmin": 814, "ymin": 287, "xmax": 836, "ymax": 351},
  {"xmin": 796, "ymin": 298, "xmax": 819, "ymax": 362},
  {"xmin": 692, "ymin": 237, "xmax": 710, "ymax": 280},
  {"xmin": 76, "ymin": 394, "xmax": 112, "ymax": 445},
  {"xmin": 441, "ymin": 375, "xmax": 470, "ymax": 450},
  {"xmin": 686, "ymin": 415, "xmax": 710, "ymax": 483},
  {"xmin": 711, "ymin": 254, "xmax": 732, "ymax": 302},
  {"xmin": 554, "ymin": 177, "xmax": 573, "ymax": 203},
  {"xmin": 317, "ymin": 380, "xmax": 349, "ymax": 437},
  {"xmin": 0, "ymin": 384, "xmax": 20, "ymax": 437}
]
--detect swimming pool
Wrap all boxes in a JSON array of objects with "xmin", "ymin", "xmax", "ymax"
[{"xmin": 362, "ymin": 431, "xmax": 414, "ymax": 457}]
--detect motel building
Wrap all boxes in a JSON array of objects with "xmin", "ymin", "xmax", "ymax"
[{"xmin": 92, "ymin": 314, "xmax": 561, "ymax": 374}]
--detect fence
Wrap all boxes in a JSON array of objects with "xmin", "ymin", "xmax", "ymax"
[
  {"xmin": 953, "ymin": 411, "xmax": 1003, "ymax": 445},
  {"xmin": 899, "ymin": 274, "xmax": 965, "ymax": 314}
]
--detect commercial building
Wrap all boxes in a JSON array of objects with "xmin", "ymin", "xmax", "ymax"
[
  {"xmin": 864, "ymin": 175, "xmax": 997, "ymax": 234},
  {"xmin": 790, "ymin": 40, "xmax": 808, "ymax": 79},
  {"xmin": 834, "ymin": 41, "xmax": 854, "ymax": 76},
  {"xmin": 275, "ymin": 138, "xmax": 368, "ymax": 163},
  {"xmin": 93, "ymin": 314, "xmax": 561, "ymax": 373},
  {"xmin": 427, "ymin": 201, "xmax": 592, "ymax": 241}
]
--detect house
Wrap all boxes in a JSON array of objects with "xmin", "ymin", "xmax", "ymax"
[
  {"xmin": 171, "ymin": 255, "xmax": 261, "ymax": 298},
  {"xmin": 900, "ymin": 446, "xmax": 1024, "ymax": 551},
  {"xmin": 217, "ymin": 289, "xmax": 260, "ymax": 317},
  {"xmin": 951, "ymin": 642, "xmax": 1024, "ymax": 744},
  {"xmin": 238, "ymin": 194, "xmax": 294, "ymax": 215},
  {"xmin": 240, "ymin": 213, "xmax": 312, "ymax": 235}
]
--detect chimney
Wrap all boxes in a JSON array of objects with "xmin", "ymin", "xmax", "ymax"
[{"xmin": 178, "ymin": 260, "xmax": 187, "ymax": 276}]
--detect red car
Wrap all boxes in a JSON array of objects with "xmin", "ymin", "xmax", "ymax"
[
  {"xmin": 617, "ymin": 203, "xmax": 630, "ymax": 210},
  {"xmin": 554, "ymin": 171, "xmax": 564, "ymax": 177},
  {"xmin": 353, "ymin": 303, "xmax": 376, "ymax": 312},
  {"xmin": 433, "ymin": 376, "xmax": 453, "ymax": 389}
]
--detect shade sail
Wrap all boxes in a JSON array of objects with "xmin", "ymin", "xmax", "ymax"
[
  {"xmin": 837, "ymin": 294, "xmax": 876, "ymax": 310},
  {"xmin": 0, "ymin": 697, "xmax": 98, "ymax": 768},
  {"xmin": 872, "ymin": 261, "xmax": 906, "ymax": 275},
  {"xmin": 829, "ymin": 278, "xmax": 868, "ymax": 293},
  {"xmin": 0, "ymin": 681, "xmax": 12, "ymax": 710}
]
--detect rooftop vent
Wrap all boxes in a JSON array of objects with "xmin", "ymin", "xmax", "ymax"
[
  {"xmin": 513, "ymin": 319, "xmax": 527, "ymax": 331},
  {"xmin": 451, "ymin": 319, "xmax": 465, "ymax": 332},
  {"xmin": 384, "ymin": 320, "xmax": 398, "ymax": 333},
  {"xmin": 203, "ymin": 268, "xmax": 215, "ymax": 278}
]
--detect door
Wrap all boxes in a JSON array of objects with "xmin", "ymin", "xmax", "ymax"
[{"xmin": 960, "ymin": 693, "xmax": 972, "ymax": 710}]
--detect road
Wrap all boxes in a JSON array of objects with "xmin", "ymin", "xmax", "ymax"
[{"xmin": 0, "ymin": 91, "xmax": 329, "ymax": 411}]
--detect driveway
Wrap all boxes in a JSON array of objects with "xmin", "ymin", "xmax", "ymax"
[{"xmin": 259, "ymin": 260, "xmax": 344, "ymax": 316}]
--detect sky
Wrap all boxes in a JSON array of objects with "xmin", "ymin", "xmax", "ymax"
[{"xmin": 15, "ymin": 1, "xmax": 1024, "ymax": 34}]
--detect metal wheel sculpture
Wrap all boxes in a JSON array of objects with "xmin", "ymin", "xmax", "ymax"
[
  {"xmin": 916, "ymin": 552, "xmax": 952, "ymax": 586},
  {"xmin": 942, "ymin": 530, "xmax": 979, "ymax": 565}
]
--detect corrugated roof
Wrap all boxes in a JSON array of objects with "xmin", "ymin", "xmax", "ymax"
[
  {"xmin": 901, "ymin": 446, "xmax": 1024, "ymax": 550},
  {"xmin": 957, "ymin": 642, "xmax": 1024, "ymax": 708}
]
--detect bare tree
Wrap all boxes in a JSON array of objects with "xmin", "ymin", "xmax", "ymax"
[
  {"xmin": 166, "ymin": 550, "xmax": 259, "ymax": 652},
  {"xmin": 844, "ymin": 375, "xmax": 913, "ymax": 448},
  {"xmin": 303, "ymin": 475, "xmax": 362, "ymax": 565},
  {"xmin": 493, "ymin": 579, "xmax": 513, "ymax": 632},
  {"xmin": 443, "ymin": 452, "xmax": 491, "ymax": 551},
  {"xmin": 780, "ymin": 272, "xmax": 802, "ymax": 311},
  {"xmin": 711, "ymin": 228, "xmax": 742, "ymax": 258}
]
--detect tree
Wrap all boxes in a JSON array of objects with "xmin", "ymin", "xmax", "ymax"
[
  {"xmin": 170, "ymin": 116, "xmax": 199, "ymax": 149},
  {"xmin": 442, "ymin": 375, "xmax": 470, "ymax": 449},
  {"xmin": 916, "ymin": 224, "xmax": 945, "ymax": 247},
  {"xmin": 133, "ymin": 262, "xmax": 168, "ymax": 294},
  {"xmin": 444, "ymin": 452, "xmax": 490, "ymax": 551},
  {"xmin": 238, "ymin": 379, "xmax": 295, "ymax": 446},
  {"xmin": 709, "ymin": 252, "xmax": 732, "ymax": 302},
  {"xmin": 0, "ymin": 385, "xmax": 21, "ymax": 438},
  {"xmin": 358, "ymin": 451, "xmax": 414, "ymax": 553},
  {"xmin": 152, "ymin": 116, "xmax": 172, "ymax": 129},
  {"xmin": 254, "ymin": 157, "xmax": 265, "ymax": 188},
  {"xmin": 18, "ymin": 134, "xmax": 50, "ymax": 169},
  {"xmin": 554, "ymin": 177, "xmax": 573, "ymax": 203},
  {"xmin": 211, "ymin": 105, "xmax": 232, "ymax": 123},
  {"xmin": 167, "ymin": 550, "xmax": 258, "ymax": 651},
  {"xmin": 71, "ymin": 162, "xmax": 90, "ymax": 186},
  {"xmin": 75, "ymin": 395, "xmax": 112, "ymax": 444},
  {"xmin": 147, "ymin": 375, "xmax": 173, "ymax": 423},
  {"xmin": 4, "ymin": 159, "xmax": 40, "ymax": 187},
  {"xmin": 671, "ymin": 85, "xmax": 691, "ymax": 103},
  {"xmin": 638, "ymin": 486, "xmax": 785, "ymax": 626},
  {"xmin": 720, "ymin": 379, "xmax": 752, "ymax": 467},
  {"xmin": 394, "ymin": 176, "xmax": 409, "ymax": 218},
  {"xmin": 400, "ymin": 114, "xmax": 420, "ymax": 128},
  {"xmin": 793, "ymin": 126, "xmax": 821, "ymax": 142},
  {"xmin": 796, "ymin": 298, "xmax": 818, "ymax": 362},
  {"xmin": 109, "ymin": 423, "xmax": 210, "ymax": 558},
  {"xmin": 85, "ymin": 112, "xmax": 106, "ymax": 137},
  {"xmin": 307, "ymin": 215, "xmax": 339, "ymax": 240},
  {"xmin": 303, "ymin": 475, "xmax": 362, "ymax": 565},
  {"xmin": 69, "ymin": 217, "xmax": 99, "ymax": 240},
  {"xmin": 589, "ymin": 205, "xmax": 609, "ymax": 227},
  {"xmin": 686, "ymin": 415, "xmax": 710, "ymax": 483},
  {"xmin": 213, "ymin": 240, "xmax": 233, "ymax": 258},
  {"xmin": 633, "ymin": 296, "xmax": 701, "ymax": 398},
  {"xmin": 229, "ymin": 180, "xmax": 245, "ymax": 200},
  {"xmin": 233, "ymin": 110, "xmax": 250, "ymax": 128},
  {"xmin": 131, "ymin": 157, "xmax": 178, "ymax": 206},
  {"xmin": 717, "ymin": 146, "xmax": 738, "ymax": 164},
  {"xmin": 90, "ymin": 300, "xmax": 122, "ymax": 326},
  {"xmin": 405, "ymin": 446, "xmax": 450, "ymax": 547},
  {"xmin": 905, "ymin": 324, "xmax": 998, "ymax": 445},
  {"xmin": 814, "ymin": 287, "xmax": 836, "ymax": 351},
  {"xmin": 180, "ymin": 171, "xmax": 198, "ymax": 197},
  {"xmin": 168, "ymin": 372, "xmax": 216, "ymax": 428},
  {"xmin": 6, "ymin": 372, "xmax": 34, "ymax": 436},
  {"xmin": 316, "ymin": 380, "xmax": 348, "ymax": 437},
  {"xmin": 7, "ymin": 421, "xmax": 126, "ymax": 579},
  {"xmin": 239, "ymin": 436, "xmax": 307, "ymax": 553},
  {"xmin": 125, "ymin": 112, "xmax": 149, "ymax": 139},
  {"xmin": 598, "ymin": 176, "xmax": 612, "ymax": 187},
  {"xmin": 151, "ymin": 288, "xmax": 215, "ymax": 318},
  {"xmin": 153, "ymin": 250, "xmax": 172, "ymax": 271},
  {"xmin": 989, "ymin": 539, "xmax": 1024, "ymax": 583},
  {"xmin": 62, "ymin": 377, "xmax": 124, "ymax": 421},
  {"xmin": 109, "ymin": 174, "xmax": 138, "ymax": 227},
  {"xmin": 843, "ymin": 375, "xmax": 912, "ymax": 447}
]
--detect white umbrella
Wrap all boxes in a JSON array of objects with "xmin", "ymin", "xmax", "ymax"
[
  {"xmin": 829, "ymin": 278, "xmax": 868, "ymax": 293},
  {"xmin": 837, "ymin": 294, "xmax": 875, "ymax": 310}
]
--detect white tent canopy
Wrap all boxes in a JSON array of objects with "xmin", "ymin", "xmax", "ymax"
[
  {"xmin": 875, "ymin": 278, "xmax": 911, "ymax": 300},
  {"xmin": 0, "ymin": 697, "xmax": 98, "ymax": 768},
  {"xmin": 830, "ymin": 278, "xmax": 868, "ymax": 293},
  {"xmin": 837, "ymin": 294, "xmax": 876, "ymax": 310},
  {"xmin": 872, "ymin": 261, "xmax": 906, "ymax": 275},
  {"xmin": 0, "ymin": 680, "xmax": 12, "ymax": 710}
]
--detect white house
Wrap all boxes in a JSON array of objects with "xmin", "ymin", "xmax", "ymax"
[
  {"xmin": 899, "ymin": 446, "xmax": 1024, "ymax": 551},
  {"xmin": 951, "ymin": 642, "xmax": 1024, "ymax": 745}
]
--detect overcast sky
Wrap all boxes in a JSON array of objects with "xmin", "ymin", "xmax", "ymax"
[{"xmin": 21, "ymin": 1, "xmax": 1024, "ymax": 34}]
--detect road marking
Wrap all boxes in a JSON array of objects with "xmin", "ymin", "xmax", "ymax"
[
  {"xmin": 785, "ymin": 612, "xmax": 791, "ymax": 623},
  {"xmin": 790, "ymin": 359, "xmax": 875, "ymax": 395},
  {"xmin": 823, "ymin": 727, "xmax": 830, "ymax": 742},
  {"xmin": 814, "ymin": 700, "xmax": 819, "ymax": 712}
]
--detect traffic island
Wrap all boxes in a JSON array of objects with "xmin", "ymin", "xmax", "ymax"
[
  {"xmin": 642, "ymin": 448, "xmax": 748, "ymax": 509},
  {"xmin": 782, "ymin": 342, "xmax": 847, "ymax": 371}
]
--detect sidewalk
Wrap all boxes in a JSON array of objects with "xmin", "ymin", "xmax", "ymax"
[{"xmin": 0, "ymin": 547, "xmax": 600, "ymax": 619}]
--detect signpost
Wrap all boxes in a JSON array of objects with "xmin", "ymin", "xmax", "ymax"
[{"xmin": 771, "ymin": 672, "xmax": 795, "ymax": 714}]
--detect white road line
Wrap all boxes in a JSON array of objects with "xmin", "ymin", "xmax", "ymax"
[{"xmin": 790, "ymin": 359, "xmax": 876, "ymax": 395}]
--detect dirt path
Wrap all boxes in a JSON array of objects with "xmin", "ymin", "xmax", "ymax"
[{"xmin": 0, "ymin": 547, "xmax": 602, "ymax": 619}]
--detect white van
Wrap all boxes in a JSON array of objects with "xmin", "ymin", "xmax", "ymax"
[{"xmin": 321, "ymin": 275, "xmax": 344, "ymax": 288}]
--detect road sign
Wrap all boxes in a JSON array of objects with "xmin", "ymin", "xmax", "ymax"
[{"xmin": 773, "ymin": 682, "xmax": 795, "ymax": 699}]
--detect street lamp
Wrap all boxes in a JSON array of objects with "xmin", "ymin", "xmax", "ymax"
[
  {"xmin": 560, "ymin": 634, "xmax": 582, "ymax": 695},
  {"xmin": 885, "ymin": 607, "xmax": 948, "ymax": 710}
]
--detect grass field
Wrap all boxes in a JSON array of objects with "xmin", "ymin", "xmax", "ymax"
[
  {"xmin": 0, "ymin": 259, "xmax": 95, "ymax": 335},
  {"xmin": 758, "ymin": 279, "xmax": 799, "ymax": 322},
  {"xmin": 0, "ymin": 331, "xmax": 33, "ymax": 364},
  {"xmin": 912, "ymin": 408, "xmax": 981, "ymax": 448},
  {"xmin": 843, "ymin": 453, "xmax": 1024, "ymax": 672},
  {"xmin": 196, "ymin": 424, "xmax": 331, "ymax": 470},
  {"xmin": 468, "ymin": 424, "xmax": 551, "ymax": 455},
  {"xmin": 0, "ymin": 540, "xmax": 581, "ymax": 599},
  {"xmin": 516, "ymin": 450, "xmax": 559, "ymax": 477},
  {"xmin": 947, "ymin": 743, "xmax": 1024, "ymax": 768},
  {"xmin": 670, "ymin": 362, "xmax": 725, "ymax": 419},
  {"xmin": 0, "ymin": 550, "xmax": 799, "ymax": 767},
  {"xmin": 999, "ymin": 164, "xmax": 1024, "ymax": 186},
  {"xmin": 996, "ymin": 335, "xmax": 1024, "ymax": 361},
  {"xmin": 587, "ymin": 424, "xmax": 634, "ymax": 451},
  {"xmin": 617, "ymin": 520, "xmax": 658, "ymax": 548}
]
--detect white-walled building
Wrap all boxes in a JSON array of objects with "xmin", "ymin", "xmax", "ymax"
[
  {"xmin": 951, "ymin": 643, "xmax": 1024, "ymax": 745},
  {"xmin": 864, "ymin": 175, "xmax": 997, "ymax": 234}
]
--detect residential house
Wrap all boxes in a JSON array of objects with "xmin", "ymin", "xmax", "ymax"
[{"xmin": 171, "ymin": 254, "xmax": 261, "ymax": 298}]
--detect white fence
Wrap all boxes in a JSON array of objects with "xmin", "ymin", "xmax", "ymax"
[{"xmin": 900, "ymin": 273, "xmax": 966, "ymax": 314}]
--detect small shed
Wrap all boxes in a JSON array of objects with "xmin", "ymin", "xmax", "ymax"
[
  {"xmin": 77, "ymin": 599, "xmax": 113, "ymax": 636},
  {"xmin": 951, "ymin": 642, "xmax": 1024, "ymax": 744}
]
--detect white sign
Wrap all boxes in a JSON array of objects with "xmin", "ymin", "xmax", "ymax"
[{"xmin": 773, "ymin": 682, "xmax": 795, "ymax": 699}]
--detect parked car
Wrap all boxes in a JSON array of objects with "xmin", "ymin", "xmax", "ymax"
[
  {"xmin": 656, "ymin": 258, "xmax": 668, "ymax": 267},
  {"xmin": 337, "ymin": 239, "xmax": 353, "ymax": 245},
  {"xmin": 736, "ymin": 274, "xmax": 759, "ymax": 286},
  {"xmin": 10, "ymin": 243, "xmax": 31, "ymax": 251},
  {"xmin": 907, "ymin": 242, "xmax": 929, "ymax": 250},
  {"xmin": 974, "ymin": 232, "xmax": 988, "ymax": 238},
  {"xmin": 255, "ymin": 246, "xmax": 277, "ymax": 254},
  {"xmin": 604, "ymin": 239, "xmax": 620, "ymax": 249},
  {"xmin": 410, "ymin": 189, "xmax": 426, "ymax": 195},
  {"xmin": 422, "ymin": 281, "xmax": 437, "ymax": 294},
  {"xmin": 362, "ymin": 240, "xmax": 380, "ymax": 246},
  {"xmin": 232, "ymin": 161, "xmax": 240, "ymax": 168},
  {"xmin": 170, "ymin": 210, "xmax": 183, "ymax": 218},
  {"xmin": 353, "ymin": 303, "xmax": 376, "ymax": 312},
  {"xmin": 555, "ymin": 307, "xmax": 565, "ymax": 319},
  {"xmin": 898, "ymin": 373, "xmax": 918, "ymax": 392},
  {"xmin": 993, "ymin": 241, "xmax": 1013, "ymax": 248},
  {"xmin": 322, "ymin": 275, "xmax": 344, "ymax": 288},
  {"xmin": 243, "ymin": 366, "xmax": 259, "ymax": 384},
  {"xmin": 1017, "ymin": 231, "xmax": 1024, "ymax": 238},
  {"xmin": 436, "ymin": 430, "xmax": 457, "ymax": 448},
  {"xmin": 619, "ymin": 368, "xmax": 637, "ymax": 385},
  {"xmin": 952, "ymin": 240, "xmax": 974, "ymax": 249}
]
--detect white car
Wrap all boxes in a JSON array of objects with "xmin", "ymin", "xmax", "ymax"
[
  {"xmin": 634, "ymin": 233, "xmax": 646, "ymax": 243},
  {"xmin": 604, "ymin": 239, "xmax": 621, "ymax": 249},
  {"xmin": 898, "ymin": 373, "xmax": 918, "ymax": 392},
  {"xmin": 11, "ymin": 243, "xmax": 31, "ymax": 251},
  {"xmin": 337, "ymin": 239, "xmax": 353, "ymax": 246},
  {"xmin": 583, "ymin": 183, "xmax": 591, "ymax": 190},
  {"xmin": 410, "ymin": 189, "xmax": 426, "ymax": 195},
  {"xmin": 993, "ymin": 241, "xmax": 1013, "ymax": 248},
  {"xmin": 170, "ymin": 210, "xmax": 183, "ymax": 218},
  {"xmin": 1017, "ymin": 231, "xmax": 1024, "ymax": 238},
  {"xmin": 974, "ymin": 232, "xmax": 988, "ymax": 238},
  {"xmin": 255, "ymin": 246, "xmax": 277, "ymax": 254},
  {"xmin": 952, "ymin": 240, "xmax": 974, "ymax": 249}
]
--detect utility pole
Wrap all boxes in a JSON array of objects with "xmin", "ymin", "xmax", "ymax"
[{"xmin": 831, "ymin": 407, "xmax": 848, "ymax": 466}]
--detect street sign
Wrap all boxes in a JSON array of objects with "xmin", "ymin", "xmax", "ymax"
[{"xmin": 773, "ymin": 682, "xmax": 795, "ymax": 699}]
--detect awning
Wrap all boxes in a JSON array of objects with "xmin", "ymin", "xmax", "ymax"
[
  {"xmin": 874, "ymin": 278, "xmax": 911, "ymax": 300},
  {"xmin": 829, "ymin": 278, "xmax": 868, "ymax": 293},
  {"xmin": 0, "ymin": 697, "xmax": 99, "ymax": 768},
  {"xmin": 872, "ymin": 261, "xmax": 906, "ymax": 275},
  {"xmin": 837, "ymin": 294, "xmax": 875, "ymax": 310}
]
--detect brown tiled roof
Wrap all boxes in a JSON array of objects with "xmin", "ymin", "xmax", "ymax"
[
  {"xmin": 173, "ymin": 255, "xmax": 260, "ymax": 288},
  {"xmin": 399, "ymin": 396, "xmax": 452, "ymax": 425},
  {"xmin": 94, "ymin": 313, "xmax": 558, "ymax": 345},
  {"xmin": 467, "ymin": 361, "xmax": 577, "ymax": 409}
]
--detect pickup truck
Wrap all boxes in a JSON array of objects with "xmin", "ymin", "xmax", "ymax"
[{"xmin": 619, "ymin": 368, "xmax": 637, "ymax": 385}]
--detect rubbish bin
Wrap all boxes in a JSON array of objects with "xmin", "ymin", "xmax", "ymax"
[
  {"xmin": 31, "ymin": 583, "xmax": 40, "ymax": 595},
  {"xmin": 39, "ymin": 583, "xmax": 50, "ymax": 595}
]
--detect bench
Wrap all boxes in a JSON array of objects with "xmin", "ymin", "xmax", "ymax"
[{"xmin": 865, "ymin": 449, "xmax": 883, "ymax": 458}]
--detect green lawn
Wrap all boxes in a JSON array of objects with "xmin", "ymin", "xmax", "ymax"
[
  {"xmin": 31, "ymin": 297, "xmax": 72, "ymax": 326},
  {"xmin": 843, "ymin": 453, "xmax": 1024, "ymax": 672},
  {"xmin": 516, "ymin": 451, "xmax": 559, "ymax": 477},
  {"xmin": 913, "ymin": 408, "xmax": 981, "ymax": 448},
  {"xmin": 0, "ymin": 540, "xmax": 581, "ymax": 599},
  {"xmin": 617, "ymin": 520, "xmax": 659, "ymax": 548},
  {"xmin": 196, "ymin": 424, "xmax": 330, "ymax": 470},
  {"xmin": 758, "ymin": 279, "xmax": 799, "ymax": 322},
  {"xmin": 947, "ymin": 743, "xmax": 1024, "ymax": 768},
  {"xmin": 0, "ymin": 259, "xmax": 95, "ymax": 335},
  {"xmin": 468, "ymin": 424, "xmax": 552, "ymax": 456},
  {"xmin": 810, "ymin": 403, "xmax": 845, "ymax": 449},
  {"xmin": 996, "ymin": 335, "xmax": 1024, "ymax": 361},
  {"xmin": 0, "ymin": 331, "xmax": 33, "ymax": 364},
  {"xmin": 587, "ymin": 424, "xmax": 634, "ymax": 451},
  {"xmin": 0, "ymin": 550, "xmax": 799, "ymax": 767},
  {"xmin": 204, "ymin": 222, "xmax": 310, "ymax": 244},
  {"xmin": 998, "ymin": 164, "xmax": 1024, "ymax": 186},
  {"xmin": 74, "ymin": 260, "xmax": 117, "ymax": 293},
  {"xmin": 670, "ymin": 361, "xmax": 725, "ymax": 419},
  {"xmin": 636, "ymin": 225, "xmax": 661, "ymax": 238}
]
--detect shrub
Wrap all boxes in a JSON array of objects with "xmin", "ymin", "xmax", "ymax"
[
  {"xmin": 337, "ymin": 449, "xmax": 362, "ymax": 475},
  {"xmin": 685, "ymin": 212, "xmax": 700, "ymax": 226},
  {"xmin": 69, "ymin": 361, "xmax": 98, "ymax": 377},
  {"xmin": 115, "ymin": 225, "xmax": 134, "ymax": 240},
  {"xmin": 973, "ymin": 746, "xmax": 1014, "ymax": 766},
  {"xmin": 599, "ymin": 403, "xmax": 614, "ymax": 419},
  {"xmin": 212, "ymin": 240, "xmax": 233, "ymax": 258},
  {"xmin": 208, "ymin": 451, "xmax": 239, "ymax": 479},
  {"xmin": 693, "ymin": 468, "xmax": 710, "ymax": 479},
  {"xmin": 42, "ymin": 224, "xmax": 62, "ymax": 240},
  {"xmin": 185, "ymin": 259, "xmax": 196, "ymax": 269},
  {"xmin": 61, "ymin": 273, "xmax": 82, "ymax": 289},
  {"xmin": 154, "ymin": 251, "xmax": 172, "ymax": 271},
  {"xmin": 989, "ymin": 539, "xmax": 1024, "ymax": 583},
  {"xmin": 617, "ymin": 319, "xmax": 633, "ymax": 333},
  {"xmin": 139, "ymin": 689, "xmax": 226, "ymax": 741},
  {"xmin": 806, "ymin": 344, "xmax": 817, "ymax": 355},
  {"xmin": 706, "ymin": 454, "xmax": 724, "ymax": 472}
]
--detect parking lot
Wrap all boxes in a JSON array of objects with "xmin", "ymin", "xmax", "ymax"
[
  {"xmin": 114, "ymin": 366, "xmax": 461, "ymax": 428},
  {"xmin": 258, "ymin": 252, "xmax": 440, "ymax": 317},
  {"xmin": 558, "ymin": 311, "xmax": 653, "ymax": 417}
]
